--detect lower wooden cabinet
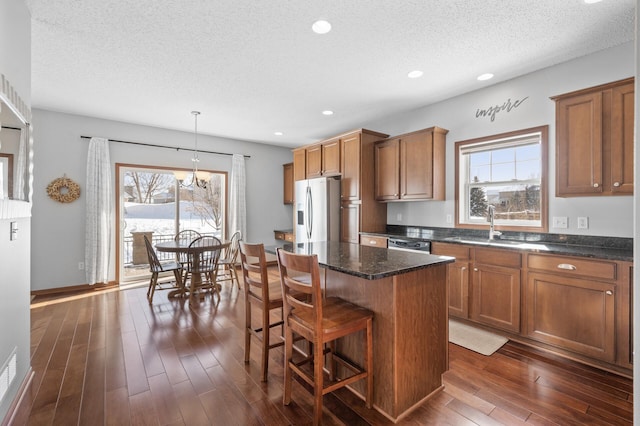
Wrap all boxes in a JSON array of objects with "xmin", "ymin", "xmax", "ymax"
[
  {"xmin": 471, "ymin": 249, "xmax": 521, "ymax": 333},
  {"xmin": 526, "ymin": 271, "xmax": 616, "ymax": 362},
  {"xmin": 431, "ymin": 242, "xmax": 470, "ymax": 319}
]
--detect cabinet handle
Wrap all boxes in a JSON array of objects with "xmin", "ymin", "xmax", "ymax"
[
  {"xmin": 606, "ymin": 290, "xmax": 613, "ymax": 296},
  {"xmin": 369, "ymin": 240, "xmax": 377, "ymax": 245},
  {"xmin": 613, "ymin": 182, "xmax": 621, "ymax": 187},
  {"xmin": 473, "ymin": 268, "xmax": 478, "ymax": 272},
  {"xmin": 593, "ymin": 183, "xmax": 599, "ymax": 188},
  {"xmin": 557, "ymin": 263, "xmax": 577, "ymax": 270}
]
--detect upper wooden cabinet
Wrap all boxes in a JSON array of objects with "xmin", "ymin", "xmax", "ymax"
[
  {"xmin": 283, "ymin": 162, "xmax": 293, "ymax": 204},
  {"xmin": 552, "ymin": 77, "xmax": 634, "ymax": 197},
  {"xmin": 374, "ymin": 127, "xmax": 448, "ymax": 202},
  {"xmin": 292, "ymin": 148, "xmax": 306, "ymax": 181},
  {"xmin": 305, "ymin": 139, "xmax": 341, "ymax": 178}
]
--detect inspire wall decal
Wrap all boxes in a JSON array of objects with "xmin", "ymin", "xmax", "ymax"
[{"xmin": 475, "ymin": 96, "xmax": 529, "ymax": 122}]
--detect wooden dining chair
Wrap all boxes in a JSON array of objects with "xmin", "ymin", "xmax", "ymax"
[
  {"xmin": 143, "ymin": 235, "xmax": 183, "ymax": 304},
  {"xmin": 217, "ymin": 230, "xmax": 242, "ymax": 291},
  {"xmin": 174, "ymin": 230, "xmax": 202, "ymax": 282},
  {"xmin": 239, "ymin": 241, "xmax": 285, "ymax": 382},
  {"xmin": 276, "ymin": 248, "xmax": 374, "ymax": 426},
  {"xmin": 184, "ymin": 236, "xmax": 222, "ymax": 298}
]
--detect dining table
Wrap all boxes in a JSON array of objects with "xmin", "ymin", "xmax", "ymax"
[{"xmin": 155, "ymin": 239, "xmax": 230, "ymax": 298}]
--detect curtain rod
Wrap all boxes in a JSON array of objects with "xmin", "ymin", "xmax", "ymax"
[{"xmin": 80, "ymin": 135, "xmax": 251, "ymax": 158}]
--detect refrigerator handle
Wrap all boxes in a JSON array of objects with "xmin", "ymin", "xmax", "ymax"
[{"xmin": 306, "ymin": 185, "xmax": 312, "ymax": 240}]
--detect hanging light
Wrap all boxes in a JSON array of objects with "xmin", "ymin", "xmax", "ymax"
[{"xmin": 175, "ymin": 111, "xmax": 210, "ymax": 189}]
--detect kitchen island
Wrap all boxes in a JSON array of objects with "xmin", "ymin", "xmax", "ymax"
[{"xmin": 273, "ymin": 241, "xmax": 454, "ymax": 422}]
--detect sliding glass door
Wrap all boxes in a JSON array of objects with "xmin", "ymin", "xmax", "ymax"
[{"xmin": 117, "ymin": 164, "xmax": 226, "ymax": 283}]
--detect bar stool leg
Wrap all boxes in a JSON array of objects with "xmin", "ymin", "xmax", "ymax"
[{"xmin": 313, "ymin": 341, "xmax": 324, "ymax": 426}]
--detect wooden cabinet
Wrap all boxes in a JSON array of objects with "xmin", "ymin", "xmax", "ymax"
[
  {"xmin": 553, "ymin": 77, "xmax": 634, "ymax": 197},
  {"xmin": 360, "ymin": 235, "xmax": 388, "ymax": 248},
  {"xmin": 431, "ymin": 242, "xmax": 470, "ymax": 319},
  {"xmin": 526, "ymin": 253, "xmax": 618, "ymax": 362},
  {"xmin": 274, "ymin": 230, "xmax": 294, "ymax": 242},
  {"xmin": 306, "ymin": 139, "xmax": 341, "ymax": 178},
  {"xmin": 471, "ymin": 248, "xmax": 522, "ymax": 333},
  {"xmin": 431, "ymin": 243, "xmax": 520, "ymax": 330},
  {"xmin": 374, "ymin": 127, "xmax": 447, "ymax": 201},
  {"xmin": 337, "ymin": 129, "xmax": 389, "ymax": 243},
  {"xmin": 283, "ymin": 163, "xmax": 293, "ymax": 204},
  {"xmin": 340, "ymin": 202, "xmax": 360, "ymax": 244},
  {"xmin": 292, "ymin": 148, "xmax": 306, "ymax": 181}
]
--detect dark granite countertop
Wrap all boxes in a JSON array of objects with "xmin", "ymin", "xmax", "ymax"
[
  {"xmin": 361, "ymin": 225, "xmax": 633, "ymax": 262},
  {"xmin": 266, "ymin": 241, "xmax": 454, "ymax": 280}
]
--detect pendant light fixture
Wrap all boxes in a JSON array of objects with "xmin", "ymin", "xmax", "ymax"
[{"xmin": 174, "ymin": 111, "xmax": 210, "ymax": 189}]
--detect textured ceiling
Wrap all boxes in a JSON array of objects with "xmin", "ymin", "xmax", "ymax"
[{"xmin": 25, "ymin": 0, "xmax": 635, "ymax": 148}]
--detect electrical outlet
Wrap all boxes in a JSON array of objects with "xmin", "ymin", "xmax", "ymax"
[
  {"xmin": 552, "ymin": 216, "xmax": 568, "ymax": 229},
  {"xmin": 396, "ymin": 213, "xmax": 402, "ymax": 222},
  {"xmin": 446, "ymin": 214, "xmax": 453, "ymax": 224},
  {"xmin": 78, "ymin": 262, "xmax": 85, "ymax": 270},
  {"xmin": 577, "ymin": 217, "xmax": 589, "ymax": 229}
]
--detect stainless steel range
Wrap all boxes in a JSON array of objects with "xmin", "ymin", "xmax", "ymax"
[{"xmin": 387, "ymin": 237, "xmax": 431, "ymax": 253}]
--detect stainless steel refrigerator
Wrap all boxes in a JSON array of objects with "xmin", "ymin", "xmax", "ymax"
[{"xmin": 294, "ymin": 176, "xmax": 341, "ymax": 244}]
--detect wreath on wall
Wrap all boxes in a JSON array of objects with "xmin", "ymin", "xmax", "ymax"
[{"xmin": 46, "ymin": 175, "xmax": 81, "ymax": 203}]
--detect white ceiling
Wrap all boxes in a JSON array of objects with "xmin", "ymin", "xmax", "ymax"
[{"xmin": 25, "ymin": 0, "xmax": 635, "ymax": 148}]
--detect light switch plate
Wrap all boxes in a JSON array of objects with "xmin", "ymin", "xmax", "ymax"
[{"xmin": 552, "ymin": 216, "xmax": 568, "ymax": 228}]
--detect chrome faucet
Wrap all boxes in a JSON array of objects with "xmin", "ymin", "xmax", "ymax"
[{"xmin": 488, "ymin": 205, "xmax": 502, "ymax": 240}]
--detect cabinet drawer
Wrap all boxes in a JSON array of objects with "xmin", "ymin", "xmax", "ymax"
[
  {"xmin": 274, "ymin": 232, "xmax": 285, "ymax": 241},
  {"xmin": 360, "ymin": 235, "xmax": 388, "ymax": 248},
  {"xmin": 474, "ymin": 247, "xmax": 521, "ymax": 268},
  {"xmin": 431, "ymin": 242, "xmax": 470, "ymax": 260},
  {"xmin": 528, "ymin": 254, "xmax": 617, "ymax": 281}
]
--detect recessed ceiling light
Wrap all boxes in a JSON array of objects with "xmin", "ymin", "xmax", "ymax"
[
  {"xmin": 322, "ymin": 110, "xmax": 334, "ymax": 116},
  {"xmin": 584, "ymin": 0, "xmax": 602, "ymax": 3},
  {"xmin": 408, "ymin": 70, "xmax": 424, "ymax": 79},
  {"xmin": 312, "ymin": 20, "xmax": 332, "ymax": 34},
  {"xmin": 477, "ymin": 73, "xmax": 494, "ymax": 81},
  {"xmin": 274, "ymin": 131, "xmax": 283, "ymax": 136}
]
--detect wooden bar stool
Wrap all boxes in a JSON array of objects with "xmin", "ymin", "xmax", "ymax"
[
  {"xmin": 276, "ymin": 248, "xmax": 374, "ymax": 426},
  {"xmin": 239, "ymin": 241, "xmax": 285, "ymax": 382}
]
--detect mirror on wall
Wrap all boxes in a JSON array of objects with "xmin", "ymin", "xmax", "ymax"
[{"xmin": 0, "ymin": 96, "xmax": 29, "ymax": 201}]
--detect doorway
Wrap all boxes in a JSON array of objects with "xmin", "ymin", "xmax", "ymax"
[{"xmin": 116, "ymin": 164, "xmax": 227, "ymax": 283}]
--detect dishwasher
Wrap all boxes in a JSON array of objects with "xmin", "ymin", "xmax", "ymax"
[{"xmin": 387, "ymin": 237, "xmax": 431, "ymax": 253}]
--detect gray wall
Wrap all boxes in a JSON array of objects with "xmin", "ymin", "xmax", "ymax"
[
  {"xmin": 362, "ymin": 42, "xmax": 635, "ymax": 238},
  {"xmin": 0, "ymin": 0, "xmax": 31, "ymax": 421},
  {"xmin": 31, "ymin": 109, "xmax": 293, "ymax": 290}
]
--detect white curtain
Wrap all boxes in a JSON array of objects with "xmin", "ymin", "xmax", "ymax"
[
  {"xmin": 85, "ymin": 137, "xmax": 112, "ymax": 285},
  {"xmin": 12, "ymin": 125, "xmax": 27, "ymax": 200},
  {"xmin": 229, "ymin": 153, "xmax": 246, "ymax": 240}
]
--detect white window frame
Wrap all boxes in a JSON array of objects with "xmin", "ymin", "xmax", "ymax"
[{"xmin": 455, "ymin": 126, "xmax": 548, "ymax": 232}]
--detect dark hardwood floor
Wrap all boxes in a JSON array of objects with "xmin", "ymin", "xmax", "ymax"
[{"xmin": 12, "ymin": 269, "xmax": 633, "ymax": 425}]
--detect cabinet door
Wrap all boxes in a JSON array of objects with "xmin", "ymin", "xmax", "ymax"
[
  {"xmin": 306, "ymin": 145, "xmax": 322, "ymax": 178},
  {"xmin": 556, "ymin": 91, "xmax": 603, "ymax": 196},
  {"xmin": 471, "ymin": 264, "xmax": 521, "ymax": 333},
  {"xmin": 400, "ymin": 131, "xmax": 433, "ymax": 200},
  {"xmin": 340, "ymin": 202, "xmax": 360, "ymax": 244},
  {"xmin": 322, "ymin": 139, "xmax": 341, "ymax": 176},
  {"xmin": 611, "ymin": 82, "xmax": 634, "ymax": 194},
  {"xmin": 283, "ymin": 163, "xmax": 293, "ymax": 204},
  {"xmin": 374, "ymin": 139, "xmax": 400, "ymax": 201},
  {"xmin": 341, "ymin": 133, "xmax": 361, "ymax": 201},
  {"xmin": 293, "ymin": 148, "xmax": 306, "ymax": 181},
  {"xmin": 526, "ymin": 272, "xmax": 615, "ymax": 362},
  {"xmin": 448, "ymin": 261, "xmax": 470, "ymax": 319}
]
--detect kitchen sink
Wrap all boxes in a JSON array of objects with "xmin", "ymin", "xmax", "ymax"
[{"xmin": 443, "ymin": 236, "xmax": 547, "ymax": 250}]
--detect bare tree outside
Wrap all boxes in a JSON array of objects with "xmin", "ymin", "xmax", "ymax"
[
  {"xmin": 126, "ymin": 171, "xmax": 175, "ymax": 203},
  {"xmin": 182, "ymin": 174, "xmax": 224, "ymax": 232}
]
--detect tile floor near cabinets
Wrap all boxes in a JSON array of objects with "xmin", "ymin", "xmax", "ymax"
[{"xmin": 15, "ymin": 269, "xmax": 633, "ymax": 425}]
